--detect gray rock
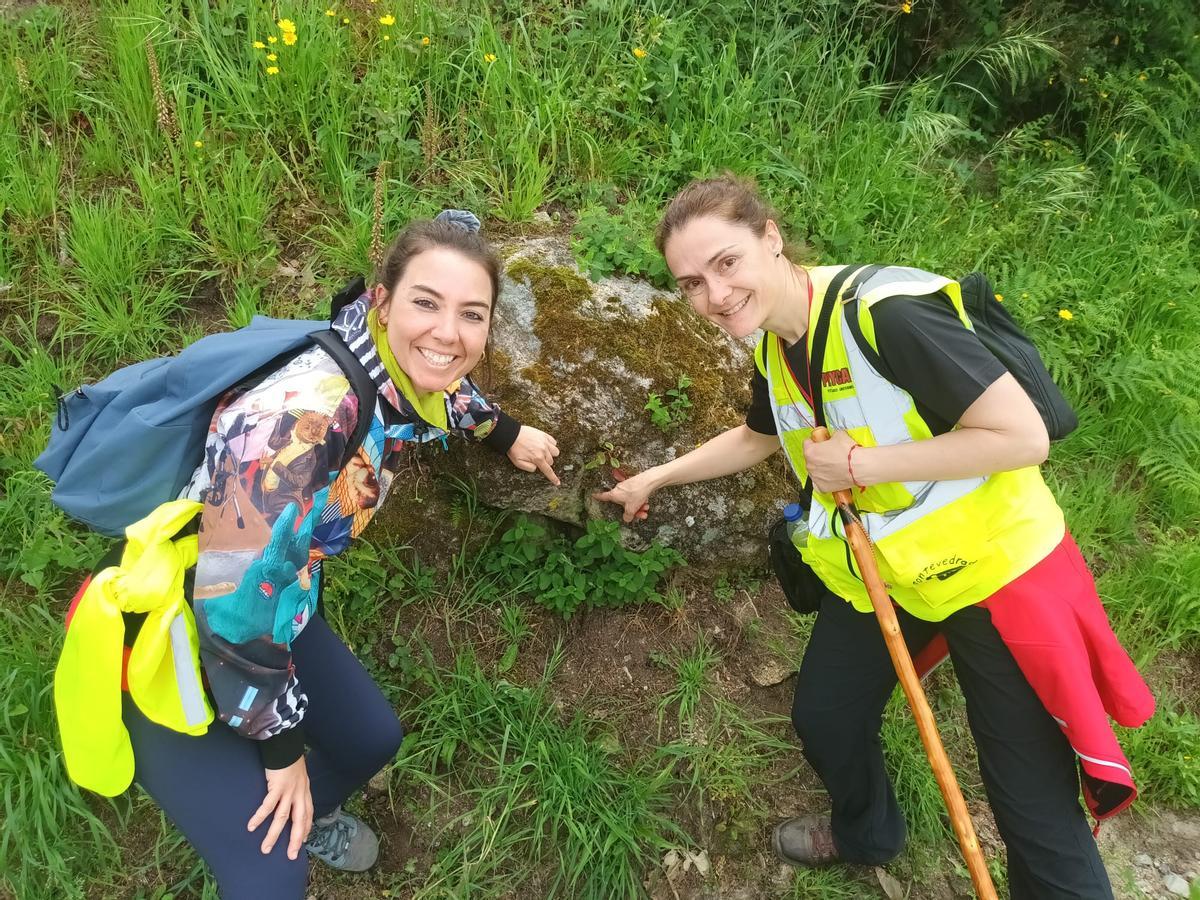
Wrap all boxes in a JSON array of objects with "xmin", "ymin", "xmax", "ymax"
[
  {"xmin": 1163, "ymin": 873, "xmax": 1189, "ymax": 897},
  {"xmin": 750, "ymin": 658, "xmax": 794, "ymax": 687},
  {"xmin": 427, "ymin": 234, "xmax": 789, "ymax": 566},
  {"xmin": 1134, "ymin": 853, "xmax": 1153, "ymax": 867}
]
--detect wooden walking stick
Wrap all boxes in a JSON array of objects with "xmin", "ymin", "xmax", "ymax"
[{"xmin": 812, "ymin": 427, "xmax": 998, "ymax": 900}]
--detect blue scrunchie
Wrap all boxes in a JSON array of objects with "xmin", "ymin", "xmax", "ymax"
[{"xmin": 435, "ymin": 208, "xmax": 481, "ymax": 234}]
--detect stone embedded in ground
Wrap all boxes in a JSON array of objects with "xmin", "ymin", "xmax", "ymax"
[
  {"xmin": 1163, "ymin": 872, "xmax": 1190, "ymax": 897},
  {"xmin": 410, "ymin": 234, "xmax": 790, "ymax": 568},
  {"xmin": 1134, "ymin": 853, "xmax": 1153, "ymax": 867},
  {"xmin": 750, "ymin": 657, "xmax": 794, "ymax": 687},
  {"xmin": 874, "ymin": 866, "xmax": 906, "ymax": 900}
]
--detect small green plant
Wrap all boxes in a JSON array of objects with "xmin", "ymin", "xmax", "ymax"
[
  {"xmin": 496, "ymin": 603, "xmax": 531, "ymax": 674},
  {"xmin": 582, "ymin": 440, "xmax": 622, "ymax": 473},
  {"xmin": 645, "ymin": 375, "xmax": 693, "ymax": 432},
  {"xmin": 484, "ymin": 515, "xmax": 685, "ymax": 618},
  {"xmin": 656, "ymin": 636, "xmax": 720, "ymax": 732},
  {"xmin": 571, "ymin": 204, "xmax": 673, "ymax": 288}
]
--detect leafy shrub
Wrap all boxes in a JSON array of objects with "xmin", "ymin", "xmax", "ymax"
[
  {"xmin": 484, "ymin": 515, "xmax": 684, "ymax": 617},
  {"xmin": 571, "ymin": 204, "xmax": 673, "ymax": 288}
]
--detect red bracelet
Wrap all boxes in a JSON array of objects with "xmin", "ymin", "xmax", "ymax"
[{"xmin": 847, "ymin": 444, "xmax": 867, "ymax": 491}]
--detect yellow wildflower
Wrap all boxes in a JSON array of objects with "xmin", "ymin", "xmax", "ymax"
[
  {"xmin": 326, "ymin": 9, "xmax": 335, "ymax": 16},
  {"xmin": 277, "ymin": 19, "xmax": 296, "ymax": 33},
  {"xmin": 193, "ymin": 140, "xmax": 204, "ymax": 148},
  {"xmin": 282, "ymin": 31, "xmax": 297, "ymax": 46},
  {"xmin": 1138, "ymin": 73, "xmax": 1147, "ymax": 81},
  {"xmin": 343, "ymin": 17, "xmax": 350, "ymax": 24},
  {"xmin": 994, "ymin": 293, "xmax": 1004, "ymax": 302},
  {"xmin": 379, "ymin": 14, "xmax": 396, "ymax": 26},
  {"xmin": 632, "ymin": 46, "xmax": 647, "ymax": 59},
  {"xmin": 267, "ymin": 35, "xmax": 277, "ymax": 44},
  {"xmin": 484, "ymin": 52, "xmax": 497, "ymax": 63},
  {"xmin": 266, "ymin": 66, "xmax": 279, "ymax": 75},
  {"xmin": 901, "ymin": 1, "xmax": 912, "ymax": 12},
  {"xmin": 383, "ymin": 34, "xmax": 391, "ymax": 40},
  {"xmin": 421, "ymin": 35, "xmax": 431, "ymax": 45},
  {"xmin": 1058, "ymin": 309, "xmax": 1074, "ymax": 321},
  {"xmin": 266, "ymin": 53, "xmax": 277, "ymax": 61},
  {"xmin": 253, "ymin": 40, "xmax": 266, "ymax": 49}
]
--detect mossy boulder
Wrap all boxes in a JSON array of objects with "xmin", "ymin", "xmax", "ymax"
[{"xmin": 418, "ymin": 234, "xmax": 792, "ymax": 566}]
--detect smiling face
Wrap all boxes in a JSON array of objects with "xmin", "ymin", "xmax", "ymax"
[
  {"xmin": 663, "ymin": 214, "xmax": 785, "ymax": 339},
  {"xmin": 375, "ymin": 246, "xmax": 493, "ymax": 392}
]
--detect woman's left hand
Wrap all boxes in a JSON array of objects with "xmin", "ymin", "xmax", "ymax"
[
  {"xmin": 507, "ymin": 426, "xmax": 561, "ymax": 485},
  {"xmin": 802, "ymin": 429, "xmax": 860, "ymax": 494}
]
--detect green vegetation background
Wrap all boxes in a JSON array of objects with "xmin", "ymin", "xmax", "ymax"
[{"xmin": 2, "ymin": 0, "xmax": 1198, "ymax": 897}]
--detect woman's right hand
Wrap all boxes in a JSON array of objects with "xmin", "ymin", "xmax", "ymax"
[
  {"xmin": 592, "ymin": 468, "xmax": 655, "ymax": 523},
  {"xmin": 248, "ymin": 755, "xmax": 313, "ymax": 860}
]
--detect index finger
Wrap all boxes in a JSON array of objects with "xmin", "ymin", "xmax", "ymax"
[{"xmin": 536, "ymin": 456, "xmax": 560, "ymax": 486}]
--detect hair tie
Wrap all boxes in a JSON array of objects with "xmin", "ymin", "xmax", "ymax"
[{"xmin": 435, "ymin": 209, "xmax": 481, "ymax": 234}]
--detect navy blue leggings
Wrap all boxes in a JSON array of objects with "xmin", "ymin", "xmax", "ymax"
[{"xmin": 123, "ymin": 615, "xmax": 404, "ymax": 900}]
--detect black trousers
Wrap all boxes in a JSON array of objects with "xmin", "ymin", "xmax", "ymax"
[{"xmin": 792, "ymin": 594, "xmax": 1113, "ymax": 899}]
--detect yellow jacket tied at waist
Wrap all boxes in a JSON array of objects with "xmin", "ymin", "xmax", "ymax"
[{"xmin": 54, "ymin": 499, "xmax": 212, "ymax": 796}]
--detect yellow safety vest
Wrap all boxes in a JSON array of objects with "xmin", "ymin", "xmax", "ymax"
[
  {"xmin": 54, "ymin": 499, "xmax": 213, "ymax": 796},
  {"xmin": 758, "ymin": 265, "xmax": 1064, "ymax": 621}
]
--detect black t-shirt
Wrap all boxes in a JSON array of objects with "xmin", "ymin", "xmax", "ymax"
[{"xmin": 745, "ymin": 293, "xmax": 1007, "ymax": 437}]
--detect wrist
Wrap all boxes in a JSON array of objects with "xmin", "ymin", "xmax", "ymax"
[
  {"xmin": 644, "ymin": 463, "xmax": 672, "ymax": 492},
  {"xmin": 850, "ymin": 445, "xmax": 881, "ymax": 487}
]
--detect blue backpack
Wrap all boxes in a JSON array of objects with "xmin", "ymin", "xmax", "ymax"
[{"xmin": 35, "ymin": 280, "xmax": 378, "ymax": 536}]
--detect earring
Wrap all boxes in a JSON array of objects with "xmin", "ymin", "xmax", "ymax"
[{"xmin": 775, "ymin": 250, "xmax": 781, "ymax": 257}]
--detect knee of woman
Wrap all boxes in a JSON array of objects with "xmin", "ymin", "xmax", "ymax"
[
  {"xmin": 790, "ymin": 696, "xmax": 854, "ymax": 753},
  {"xmin": 368, "ymin": 711, "xmax": 405, "ymax": 771},
  {"xmin": 214, "ymin": 843, "xmax": 308, "ymax": 900}
]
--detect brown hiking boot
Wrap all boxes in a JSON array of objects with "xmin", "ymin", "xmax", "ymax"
[{"xmin": 772, "ymin": 814, "xmax": 839, "ymax": 866}]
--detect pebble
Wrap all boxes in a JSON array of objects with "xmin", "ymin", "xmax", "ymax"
[
  {"xmin": 1164, "ymin": 873, "xmax": 1190, "ymax": 897},
  {"xmin": 1134, "ymin": 853, "xmax": 1152, "ymax": 867}
]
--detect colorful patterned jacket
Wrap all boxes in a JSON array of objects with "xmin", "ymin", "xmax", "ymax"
[{"xmin": 180, "ymin": 294, "xmax": 520, "ymax": 768}]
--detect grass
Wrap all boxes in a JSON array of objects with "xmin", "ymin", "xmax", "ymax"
[
  {"xmin": 1, "ymin": 0, "xmax": 1198, "ymax": 896},
  {"xmin": 389, "ymin": 645, "xmax": 685, "ymax": 899}
]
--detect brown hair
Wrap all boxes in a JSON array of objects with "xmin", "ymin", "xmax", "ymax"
[
  {"xmin": 373, "ymin": 217, "xmax": 502, "ymax": 309},
  {"xmin": 656, "ymin": 172, "xmax": 799, "ymax": 258}
]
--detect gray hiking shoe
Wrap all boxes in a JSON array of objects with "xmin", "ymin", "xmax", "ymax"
[
  {"xmin": 772, "ymin": 814, "xmax": 839, "ymax": 866},
  {"xmin": 304, "ymin": 806, "xmax": 379, "ymax": 872}
]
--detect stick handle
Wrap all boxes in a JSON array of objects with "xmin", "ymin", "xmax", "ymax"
[{"xmin": 811, "ymin": 427, "xmax": 998, "ymax": 900}]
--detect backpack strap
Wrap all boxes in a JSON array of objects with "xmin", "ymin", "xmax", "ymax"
[
  {"xmin": 807, "ymin": 265, "xmax": 881, "ymax": 428},
  {"xmin": 754, "ymin": 334, "xmax": 769, "ymax": 379},
  {"xmin": 310, "ymin": 329, "xmax": 379, "ymax": 468},
  {"xmin": 843, "ymin": 282, "xmax": 899, "ymax": 387}
]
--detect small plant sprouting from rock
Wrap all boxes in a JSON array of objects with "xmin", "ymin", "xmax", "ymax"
[
  {"xmin": 582, "ymin": 440, "xmax": 622, "ymax": 472},
  {"xmin": 646, "ymin": 375, "xmax": 693, "ymax": 432}
]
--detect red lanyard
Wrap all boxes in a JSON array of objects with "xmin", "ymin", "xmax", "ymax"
[{"xmin": 777, "ymin": 272, "xmax": 816, "ymax": 413}]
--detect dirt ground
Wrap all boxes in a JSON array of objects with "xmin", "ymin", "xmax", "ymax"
[{"xmin": 291, "ymin": 569, "xmax": 1200, "ymax": 900}]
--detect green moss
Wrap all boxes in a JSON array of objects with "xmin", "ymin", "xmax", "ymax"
[{"xmin": 504, "ymin": 258, "xmax": 749, "ymax": 439}]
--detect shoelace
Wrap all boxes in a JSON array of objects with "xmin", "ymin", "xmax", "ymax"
[{"xmin": 306, "ymin": 815, "xmax": 353, "ymax": 861}]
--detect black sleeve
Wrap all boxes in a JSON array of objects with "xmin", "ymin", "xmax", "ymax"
[
  {"xmin": 745, "ymin": 367, "xmax": 778, "ymax": 435},
  {"xmin": 480, "ymin": 410, "xmax": 521, "ymax": 454},
  {"xmin": 869, "ymin": 294, "xmax": 1007, "ymax": 434}
]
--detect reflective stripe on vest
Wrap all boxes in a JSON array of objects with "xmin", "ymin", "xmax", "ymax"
[{"xmin": 762, "ymin": 265, "xmax": 1064, "ymax": 621}]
